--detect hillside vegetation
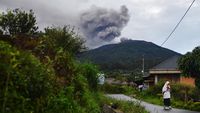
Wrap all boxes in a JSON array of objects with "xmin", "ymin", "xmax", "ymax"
[
  {"xmin": 78, "ymin": 40, "xmax": 181, "ymax": 72},
  {"xmin": 0, "ymin": 8, "xmax": 148, "ymax": 113},
  {"xmin": 0, "ymin": 9, "xmax": 101, "ymax": 113}
]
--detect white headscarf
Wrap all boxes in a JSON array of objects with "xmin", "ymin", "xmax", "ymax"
[{"xmin": 162, "ymin": 81, "xmax": 170, "ymax": 93}]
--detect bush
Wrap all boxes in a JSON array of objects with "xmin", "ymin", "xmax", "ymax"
[
  {"xmin": 0, "ymin": 41, "xmax": 55, "ymax": 113},
  {"xmin": 189, "ymin": 88, "xmax": 200, "ymax": 102},
  {"xmin": 190, "ymin": 102, "xmax": 200, "ymax": 111},
  {"xmin": 77, "ymin": 63, "xmax": 99, "ymax": 91},
  {"xmin": 145, "ymin": 82, "xmax": 197, "ymax": 102},
  {"xmin": 145, "ymin": 81, "xmax": 164, "ymax": 96},
  {"xmin": 104, "ymin": 98, "xmax": 148, "ymax": 113},
  {"xmin": 45, "ymin": 87, "xmax": 83, "ymax": 113},
  {"xmin": 73, "ymin": 75, "xmax": 101, "ymax": 113},
  {"xmin": 53, "ymin": 50, "xmax": 76, "ymax": 84},
  {"xmin": 171, "ymin": 83, "xmax": 194, "ymax": 102},
  {"xmin": 118, "ymin": 101, "xmax": 148, "ymax": 113},
  {"xmin": 102, "ymin": 83, "xmax": 138, "ymax": 95},
  {"xmin": 142, "ymin": 82, "xmax": 200, "ymax": 111},
  {"xmin": 35, "ymin": 26, "xmax": 85, "ymax": 58}
]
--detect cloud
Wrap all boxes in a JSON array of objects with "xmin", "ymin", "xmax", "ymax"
[
  {"xmin": 0, "ymin": 0, "xmax": 86, "ymax": 29},
  {"xmin": 79, "ymin": 5, "xmax": 130, "ymax": 48},
  {"xmin": 0, "ymin": 0, "xmax": 199, "ymax": 53},
  {"xmin": 120, "ymin": 37, "xmax": 131, "ymax": 42}
]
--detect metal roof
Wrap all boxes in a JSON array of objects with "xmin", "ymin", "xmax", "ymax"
[{"xmin": 151, "ymin": 55, "xmax": 181, "ymax": 70}]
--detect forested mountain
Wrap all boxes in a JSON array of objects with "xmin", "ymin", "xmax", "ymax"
[{"xmin": 78, "ymin": 40, "xmax": 181, "ymax": 72}]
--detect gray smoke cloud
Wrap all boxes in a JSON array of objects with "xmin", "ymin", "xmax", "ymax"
[
  {"xmin": 80, "ymin": 5, "xmax": 130, "ymax": 48},
  {"xmin": 120, "ymin": 37, "xmax": 131, "ymax": 42}
]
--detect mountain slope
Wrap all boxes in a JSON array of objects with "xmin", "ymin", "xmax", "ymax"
[{"xmin": 78, "ymin": 40, "xmax": 181, "ymax": 71}]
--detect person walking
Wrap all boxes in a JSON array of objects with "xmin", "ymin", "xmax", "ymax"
[{"xmin": 162, "ymin": 81, "xmax": 172, "ymax": 110}]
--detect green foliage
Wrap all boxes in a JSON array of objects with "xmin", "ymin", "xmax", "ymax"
[
  {"xmin": 141, "ymin": 95, "xmax": 162, "ymax": 105},
  {"xmin": 141, "ymin": 82, "xmax": 200, "ymax": 111},
  {"xmin": 103, "ymin": 97, "xmax": 148, "ymax": 113},
  {"xmin": 53, "ymin": 50, "xmax": 76, "ymax": 84},
  {"xmin": 189, "ymin": 88, "xmax": 200, "ymax": 101},
  {"xmin": 171, "ymin": 83, "xmax": 193, "ymax": 102},
  {"xmin": 116, "ymin": 101, "xmax": 148, "ymax": 113},
  {"xmin": 0, "ymin": 9, "xmax": 38, "ymax": 35},
  {"xmin": 102, "ymin": 84, "xmax": 125, "ymax": 94},
  {"xmin": 36, "ymin": 26, "xmax": 85, "ymax": 59},
  {"xmin": 73, "ymin": 75, "xmax": 101, "ymax": 113},
  {"xmin": 0, "ymin": 40, "xmax": 101, "ymax": 113},
  {"xmin": 33, "ymin": 25, "xmax": 101, "ymax": 112},
  {"xmin": 144, "ymin": 81, "xmax": 198, "ymax": 102},
  {"xmin": 190, "ymin": 102, "xmax": 200, "ymax": 111},
  {"xmin": 46, "ymin": 82, "xmax": 102, "ymax": 113},
  {"xmin": 45, "ymin": 87, "xmax": 83, "ymax": 113},
  {"xmin": 78, "ymin": 40, "xmax": 180, "ymax": 72},
  {"xmin": 0, "ymin": 41, "xmax": 55, "ymax": 113},
  {"xmin": 0, "ymin": 9, "xmax": 149, "ymax": 113},
  {"xmin": 78, "ymin": 63, "xmax": 99, "ymax": 91},
  {"xmin": 178, "ymin": 47, "xmax": 200, "ymax": 89},
  {"xmin": 34, "ymin": 26, "xmax": 86, "ymax": 84},
  {"xmin": 102, "ymin": 83, "xmax": 138, "ymax": 95},
  {"xmin": 144, "ymin": 81, "xmax": 164, "ymax": 96},
  {"xmin": 127, "ymin": 70, "xmax": 144, "ymax": 84}
]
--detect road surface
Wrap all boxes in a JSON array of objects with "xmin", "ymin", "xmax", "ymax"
[{"xmin": 107, "ymin": 94, "xmax": 200, "ymax": 113}]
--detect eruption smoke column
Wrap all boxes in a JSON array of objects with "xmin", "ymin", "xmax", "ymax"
[{"xmin": 80, "ymin": 5, "xmax": 130, "ymax": 48}]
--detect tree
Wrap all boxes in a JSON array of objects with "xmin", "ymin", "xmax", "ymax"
[
  {"xmin": 34, "ymin": 26, "xmax": 86, "ymax": 84},
  {"xmin": 178, "ymin": 46, "xmax": 200, "ymax": 89},
  {"xmin": 0, "ymin": 9, "xmax": 38, "ymax": 36},
  {"xmin": 0, "ymin": 41, "xmax": 55, "ymax": 113},
  {"xmin": 36, "ymin": 26, "xmax": 85, "ymax": 58},
  {"xmin": 78, "ymin": 63, "xmax": 99, "ymax": 91}
]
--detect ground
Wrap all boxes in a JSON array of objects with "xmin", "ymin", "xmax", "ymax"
[{"xmin": 107, "ymin": 94, "xmax": 200, "ymax": 113}]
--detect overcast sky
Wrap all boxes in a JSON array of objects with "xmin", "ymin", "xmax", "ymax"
[{"xmin": 0, "ymin": 0, "xmax": 199, "ymax": 54}]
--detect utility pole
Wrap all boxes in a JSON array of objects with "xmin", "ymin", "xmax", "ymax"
[{"xmin": 142, "ymin": 55, "xmax": 144, "ymax": 76}]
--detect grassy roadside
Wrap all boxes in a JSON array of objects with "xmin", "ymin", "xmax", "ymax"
[
  {"xmin": 134, "ymin": 84, "xmax": 200, "ymax": 112},
  {"xmin": 101, "ymin": 96, "xmax": 149, "ymax": 113},
  {"xmin": 138, "ymin": 92, "xmax": 200, "ymax": 112},
  {"xmin": 100, "ymin": 83, "xmax": 200, "ymax": 112},
  {"xmin": 99, "ymin": 84, "xmax": 149, "ymax": 113}
]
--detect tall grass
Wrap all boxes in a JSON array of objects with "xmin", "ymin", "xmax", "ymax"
[{"xmin": 140, "ymin": 82, "xmax": 200, "ymax": 111}]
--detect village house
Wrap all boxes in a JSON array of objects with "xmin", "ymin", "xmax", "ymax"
[{"xmin": 145, "ymin": 55, "xmax": 195, "ymax": 87}]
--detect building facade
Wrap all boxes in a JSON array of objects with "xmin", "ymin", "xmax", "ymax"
[{"xmin": 145, "ymin": 55, "xmax": 195, "ymax": 87}]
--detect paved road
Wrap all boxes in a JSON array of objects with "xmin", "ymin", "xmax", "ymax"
[{"xmin": 107, "ymin": 94, "xmax": 200, "ymax": 113}]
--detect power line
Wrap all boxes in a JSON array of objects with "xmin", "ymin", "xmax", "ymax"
[{"xmin": 161, "ymin": 0, "xmax": 196, "ymax": 46}]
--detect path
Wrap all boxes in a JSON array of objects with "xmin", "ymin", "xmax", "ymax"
[{"xmin": 107, "ymin": 94, "xmax": 200, "ymax": 113}]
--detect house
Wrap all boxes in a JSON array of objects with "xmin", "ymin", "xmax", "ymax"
[{"xmin": 145, "ymin": 55, "xmax": 195, "ymax": 87}]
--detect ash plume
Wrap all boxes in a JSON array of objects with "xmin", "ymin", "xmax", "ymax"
[
  {"xmin": 120, "ymin": 37, "xmax": 131, "ymax": 42},
  {"xmin": 80, "ymin": 5, "xmax": 130, "ymax": 48}
]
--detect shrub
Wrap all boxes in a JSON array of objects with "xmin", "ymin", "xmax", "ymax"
[
  {"xmin": 104, "ymin": 98, "xmax": 148, "ymax": 113},
  {"xmin": 53, "ymin": 50, "xmax": 76, "ymax": 84},
  {"xmin": 0, "ymin": 41, "xmax": 55, "ymax": 113},
  {"xmin": 102, "ymin": 83, "xmax": 138, "ymax": 95},
  {"xmin": 118, "ymin": 101, "xmax": 148, "ymax": 113},
  {"xmin": 189, "ymin": 88, "xmax": 200, "ymax": 102},
  {"xmin": 73, "ymin": 75, "xmax": 101, "ymax": 113},
  {"xmin": 190, "ymin": 102, "xmax": 200, "ymax": 111},
  {"xmin": 142, "ymin": 82, "xmax": 200, "ymax": 111},
  {"xmin": 171, "ymin": 83, "xmax": 194, "ymax": 102},
  {"xmin": 45, "ymin": 87, "xmax": 83, "ymax": 113},
  {"xmin": 145, "ymin": 81, "xmax": 164, "ymax": 96},
  {"xmin": 77, "ymin": 63, "xmax": 99, "ymax": 91}
]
